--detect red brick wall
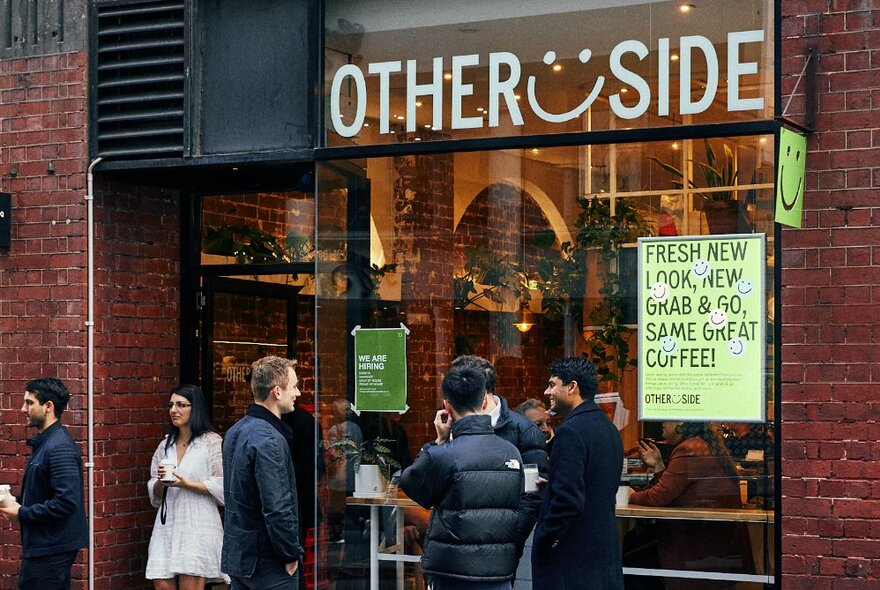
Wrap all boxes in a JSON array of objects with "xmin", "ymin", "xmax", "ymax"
[
  {"xmin": 780, "ymin": 4, "xmax": 880, "ymax": 588},
  {"xmin": 91, "ymin": 180, "xmax": 181, "ymax": 589},
  {"xmin": 0, "ymin": 50, "xmax": 181, "ymax": 589},
  {"xmin": 0, "ymin": 51, "xmax": 90, "ymax": 589},
  {"xmin": 393, "ymin": 152, "xmax": 456, "ymax": 449}
]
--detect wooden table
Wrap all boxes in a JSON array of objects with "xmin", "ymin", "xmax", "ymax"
[
  {"xmin": 346, "ymin": 495, "xmax": 421, "ymax": 590},
  {"xmin": 348, "ymin": 495, "xmax": 775, "ymax": 589},
  {"xmin": 616, "ymin": 503, "xmax": 774, "ymax": 585},
  {"xmin": 616, "ymin": 504, "xmax": 772, "ymax": 523}
]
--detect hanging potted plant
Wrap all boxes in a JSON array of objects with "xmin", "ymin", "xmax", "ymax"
[
  {"xmin": 328, "ymin": 437, "xmax": 401, "ymax": 497},
  {"xmin": 572, "ymin": 196, "xmax": 650, "ymax": 384},
  {"xmin": 649, "ymin": 139, "xmax": 746, "ymax": 234}
]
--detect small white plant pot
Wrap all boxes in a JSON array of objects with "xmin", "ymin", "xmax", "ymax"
[{"xmin": 354, "ymin": 464, "xmax": 387, "ymax": 497}]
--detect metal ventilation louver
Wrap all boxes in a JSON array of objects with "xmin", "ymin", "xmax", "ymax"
[{"xmin": 94, "ymin": 0, "xmax": 186, "ymax": 159}]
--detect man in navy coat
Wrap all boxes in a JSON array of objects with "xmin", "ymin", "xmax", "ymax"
[
  {"xmin": 0, "ymin": 377, "xmax": 87, "ymax": 590},
  {"xmin": 532, "ymin": 357, "xmax": 624, "ymax": 589}
]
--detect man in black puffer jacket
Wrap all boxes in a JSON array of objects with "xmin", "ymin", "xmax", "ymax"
[
  {"xmin": 451, "ymin": 355, "xmax": 549, "ymax": 557},
  {"xmin": 400, "ymin": 366, "xmax": 523, "ymax": 590}
]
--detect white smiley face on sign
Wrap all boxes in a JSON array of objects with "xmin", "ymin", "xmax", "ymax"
[
  {"xmin": 728, "ymin": 337, "xmax": 747, "ymax": 357},
  {"xmin": 735, "ymin": 278, "xmax": 754, "ymax": 297},
  {"xmin": 526, "ymin": 49, "xmax": 605, "ymax": 123},
  {"xmin": 708, "ymin": 309, "xmax": 728, "ymax": 329},
  {"xmin": 650, "ymin": 282, "xmax": 670, "ymax": 302},
  {"xmin": 691, "ymin": 259, "xmax": 710, "ymax": 279},
  {"xmin": 659, "ymin": 335, "xmax": 679, "ymax": 355}
]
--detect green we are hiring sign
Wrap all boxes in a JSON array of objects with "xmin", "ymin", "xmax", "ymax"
[
  {"xmin": 637, "ymin": 235, "xmax": 766, "ymax": 422},
  {"xmin": 352, "ymin": 325, "xmax": 409, "ymax": 413}
]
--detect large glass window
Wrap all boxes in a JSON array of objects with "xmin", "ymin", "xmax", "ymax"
[
  {"xmin": 324, "ymin": 0, "xmax": 774, "ymax": 146},
  {"xmin": 315, "ymin": 135, "xmax": 775, "ymax": 588}
]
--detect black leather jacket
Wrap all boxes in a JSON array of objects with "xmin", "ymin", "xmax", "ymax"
[
  {"xmin": 400, "ymin": 415, "xmax": 523, "ymax": 582},
  {"xmin": 221, "ymin": 405, "xmax": 303, "ymax": 577}
]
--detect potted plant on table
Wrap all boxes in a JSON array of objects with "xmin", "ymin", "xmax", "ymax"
[
  {"xmin": 328, "ymin": 437, "xmax": 401, "ymax": 497},
  {"xmin": 649, "ymin": 139, "xmax": 745, "ymax": 234}
]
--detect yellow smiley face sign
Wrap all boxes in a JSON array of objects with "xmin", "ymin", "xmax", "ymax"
[{"xmin": 775, "ymin": 128, "xmax": 807, "ymax": 228}]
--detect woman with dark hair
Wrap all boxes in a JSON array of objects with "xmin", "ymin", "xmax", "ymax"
[
  {"xmin": 146, "ymin": 385, "xmax": 228, "ymax": 589},
  {"xmin": 627, "ymin": 421, "xmax": 754, "ymax": 589}
]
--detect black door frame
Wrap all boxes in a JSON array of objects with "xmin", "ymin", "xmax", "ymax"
[{"xmin": 199, "ymin": 276, "xmax": 302, "ymax": 409}]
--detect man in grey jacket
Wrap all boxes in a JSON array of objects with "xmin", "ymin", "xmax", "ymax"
[{"xmin": 222, "ymin": 356, "xmax": 303, "ymax": 590}]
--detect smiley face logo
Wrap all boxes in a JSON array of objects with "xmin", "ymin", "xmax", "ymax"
[
  {"xmin": 526, "ymin": 49, "xmax": 605, "ymax": 123},
  {"xmin": 707, "ymin": 309, "xmax": 728, "ymax": 329},
  {"xmin": 691, "ymin": 259, "xmax": 710, "ymax": 279},
  {"xmin": 777, "ymin": 129, "xmax": 807, "ymax": 212},
  {"xmin": 650, "ymin": 282, "xmax": 670, "ymax": 302},
  {"xmin": 728, "ymin": 337, "xmax": 747, "ymax": 357},
  {"xmin": 659, "ymin": 335, "xmax": 679, "ymax": 355},
  {"xmin": 735, "ymin": 278, "xmax": 754, "ymax": 297}
]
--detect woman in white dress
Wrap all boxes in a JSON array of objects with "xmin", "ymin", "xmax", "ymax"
[{"xmin": 146, "ymin": 384, "xmax": 228, "ymax": 589}]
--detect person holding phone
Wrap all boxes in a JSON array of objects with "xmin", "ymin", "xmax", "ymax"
[
  {"xmin": 450, "ymin": 356, "xmax": 549, "ymax": 559},
  {"xmin": 628, "ymin": 422, "xmax": 754, "ymax": 590},
  {"xmin": 399, "ymin": 366, "xmax": 523, "ymax": 590}
]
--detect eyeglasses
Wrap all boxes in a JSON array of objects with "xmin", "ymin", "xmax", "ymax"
[{"xmin": 167, "ymin": 402, "xmax": 192, "ymax": 410}]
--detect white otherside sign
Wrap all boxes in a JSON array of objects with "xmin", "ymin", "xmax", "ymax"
[{"xmin": 329, "ymin": 30, "xmax": 765, "ymax": 138}]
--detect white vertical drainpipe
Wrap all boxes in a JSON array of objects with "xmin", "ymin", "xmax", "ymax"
[{"xmin": 85, "ymin": 157, "xmax": 101, "ymax": 590}]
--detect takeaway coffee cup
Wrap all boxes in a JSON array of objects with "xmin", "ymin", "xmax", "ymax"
[
  {"xmin": 160, "ymin": 459, "xmax": 177, "ymax": 482},
  {"xmin": 524, "ymin": 463, "xmax": 540, "ymax": 494},
  {"xmin": 0, "ymin": 484, "xmax": 11, "ymax": 507},
  {"xmin": 616, "ymin": 484, "xmax": 632, "ymax": 506}
]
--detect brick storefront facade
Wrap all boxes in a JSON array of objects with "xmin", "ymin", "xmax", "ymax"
[
  {"xmin": 0, "ymin": 2, "xmax": 877, "ymax": 589},
  {"xmin": 780, "ymin": 4, "xmax": 880, "ymax": 588}
]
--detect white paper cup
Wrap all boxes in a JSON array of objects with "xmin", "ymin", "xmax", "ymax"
[
  {"xmin": 524, "ymin": 464, "xmax": 539, "ymax": 494},
  {"xmin": 0, "ymin": 484, "xmax": 11, "ymax": 507},
  {"xmin": 160, "ymin": 459, "xmax": 177, "ymax": 482},
  {"xmin": 616, "ymin": 485, "xmax": 632, "ymax": 506}
]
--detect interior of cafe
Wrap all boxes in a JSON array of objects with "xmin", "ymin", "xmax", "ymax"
[{"xmin": 186, "ymin": 1, "xmax": 778, "ymax": 588}]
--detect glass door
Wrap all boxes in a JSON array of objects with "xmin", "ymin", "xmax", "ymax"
[{"xmin": 199, "ymin": 275, "xmax": 301, "ymax": 432}]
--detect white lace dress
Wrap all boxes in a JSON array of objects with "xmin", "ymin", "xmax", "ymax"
[{"xmin": 146, "ymin": 432, "xmax": 229, "ymax": 583}]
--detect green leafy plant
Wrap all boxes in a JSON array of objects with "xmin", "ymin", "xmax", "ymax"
[
  {"xmin": 574, "ymin": 196, "xmax": 650, "ymax": 383},
  {"xmin": 528, "ymin": 196, "xmax": 649, "ymax": 381},
  {"xmin": 649, "ymin": 139, "xmax": 738, "ymax": 201},
  {"xmin": 452, "ymin": 242, "xmax": 527, "ymax": 310},
  {"xmin": 328, "ymin": 437, "xmax": 401, "ymax": 481},
  {"xmin": 203, "ymin": 224, "xmax": 288, "ymax": 263},
  {"xmin": 284, "ymin": 231, "xmax": 316, "ymax": 262},
  {"xmin": 203, "ymin": 224, "xmax": 315, "ymax": 264},
  {"xmin": 366, "ymin": 263, "xmax": 397, "ymax": 296}
]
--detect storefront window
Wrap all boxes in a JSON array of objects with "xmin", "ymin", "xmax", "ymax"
[
  {"xmin": 200, "ymin": 191, "xmax": 316, "ymax": 265},
  {"xmin": 315, "ymin": 135, "xmax": 775, "ymax": 588},
  {"xmin": 324, "ymin": 0, "xmax": 774, "ymax": 146}
]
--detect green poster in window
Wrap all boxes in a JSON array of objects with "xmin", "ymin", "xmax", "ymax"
[
  {"xmin": 352, "ymin": 324, "xmax": 409, "ymax": 413},
  {"xmin": 637, "ymin": 235, "xmax": 766, "ymax": 422}
]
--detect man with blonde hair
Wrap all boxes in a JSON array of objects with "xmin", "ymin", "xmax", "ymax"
[{"xmin": 222, "ymin": 356, "xmax": 303, "ymax": 589}]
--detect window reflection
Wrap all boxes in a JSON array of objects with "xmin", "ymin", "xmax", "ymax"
[{"xmin": 315, "ymin": 135, "xmax": 775, "ymax": 588}]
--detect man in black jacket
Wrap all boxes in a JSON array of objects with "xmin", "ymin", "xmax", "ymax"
[
  {"xmin": 400, "ymin": 366, "xmax": 523, "ymax": 590},
  {"xmin": 532, "ymin": 357, "xmax": 624, "ymax": 589},
  {"xmin": 0, "ymin": 377, "xmax": 87, "ymax": 590},
  {"xmin": 222, "ymin": 356, "xmax": 304, "ymax": 589},
  {"xmin": 450, "ymin": 355, "xmax": 549, "ymax": 556}
]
